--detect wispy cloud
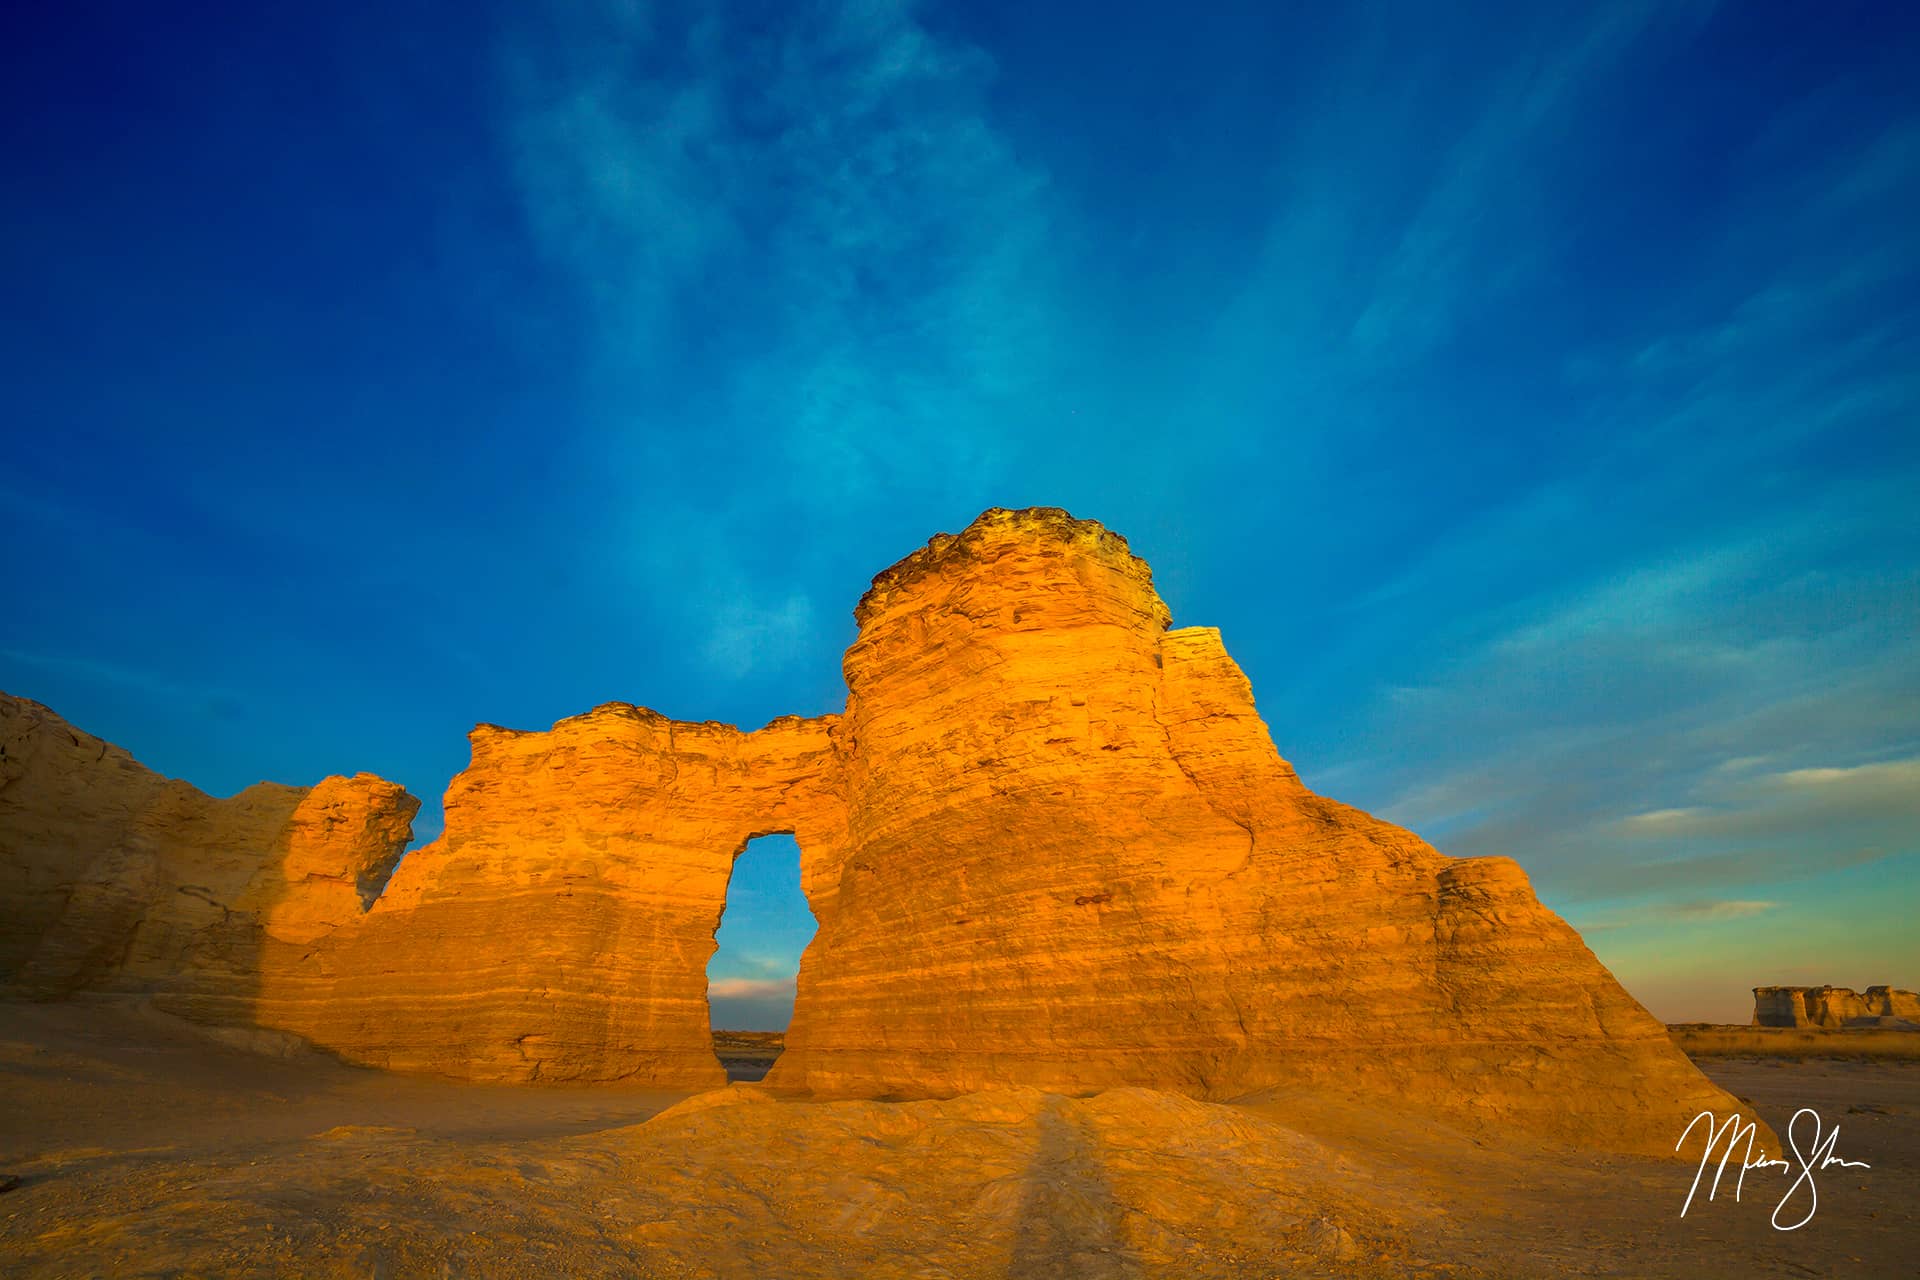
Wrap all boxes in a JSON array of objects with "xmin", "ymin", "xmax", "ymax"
[
  {"xmin": 1322, "ymin": 471, "xmax": 1918, "ymax": 927},
  {"xmin": 1576, "ymin": 898, "xmax": 1781, "ymax": 933},
  {"xmin": 1200, "ymin": 1, "xmax": 1711, "ymax": 398},
  {"xmin": 1613, "ymin": 758, "xmax": 1920, "ymax": 843},
  {"xmin": 501, "ymin": 7, "xmax": 1920, "ymax": 1025},
  {"xmin": 702, "ymin": 592, "xmax": 817, "ymax": 679},
  {"xmin": 1312, "ymin": 97, "xmax": 1920, "ymax": 922},
  {"xmin": 1342, "ymin": 0, "xmax": 1720, "ymax": 363},
  {"xmin": 500, "ymin": 0, "xmax": 1067, "ymax": 683}
]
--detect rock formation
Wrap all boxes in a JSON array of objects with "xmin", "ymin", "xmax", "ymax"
[
  {"xmin": 1753, "ymin": 985, "xmax": 1920, "ymax": 1028},
  {"xmin": 0, "ymin": 693, "xmax": 416, "ymax": 1004},
  {"xmin": 0, "ymin": 508, "xmax": 1764, "ymax": 1154},
  {"xmin": 759, "ymin": 511, "xmax": 1742, "ymax": 1154},
  {"xmin": 243, "ymin": 709, "xmax": 845, "ymax": 1086}
]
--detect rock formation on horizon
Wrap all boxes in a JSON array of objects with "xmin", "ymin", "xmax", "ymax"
[
  {"xmin": 0, "ymin": 507, "xmax": 1760, "ymax": 1155},
  {"xmin": 1753, "ymin": 985, "xmax": 1920, "ymax": 1028}
]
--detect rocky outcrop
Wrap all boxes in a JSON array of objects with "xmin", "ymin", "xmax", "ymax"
[
  {"xmin": 0, "ymin": 692, "xmax": 845, "ymax": 1090},
  {"xmin": 0, "ymin": 508, "xmax": 1766, "ymax": 1155},
  {"xmin": 240, "ymin": 708, "xmax": 846, "ymax": 1087},
  {"xmin": 1753, "ymin": 985, "xmax": 1920, "ymax": 1028},
  {"xmin": 761, "ymin": 511, "xmax": 1742, "ymax": 1154},
  {"xmin": 0, "ymin": 693, "xmax": 416, "ymax": 1003}
]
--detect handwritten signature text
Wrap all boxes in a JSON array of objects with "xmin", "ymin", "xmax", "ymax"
[{"xmin": 1677, "ymin": 1108, "xmax": 1871, "ymax": 1230}]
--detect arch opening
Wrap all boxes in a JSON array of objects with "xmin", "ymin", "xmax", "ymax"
[{"xmin": 708, "ymin": 831, "xmax": 815, "ymax": 1081}]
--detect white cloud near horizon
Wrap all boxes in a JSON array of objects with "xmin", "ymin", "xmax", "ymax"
[
  {"xmin": 707, "ymin": 976, "xmax": 796, "ymax": 1000},
  {"xmin": 1612, "ymin": 758, "xmax": 1920, "ymax": 844},
  {"xmin": 708, "ymin": 975, "xmax": 799, "ymax": 1032},
  {"xmin": 1575, "ymin": 898, "xmax": 1781, "ymax": 934}
]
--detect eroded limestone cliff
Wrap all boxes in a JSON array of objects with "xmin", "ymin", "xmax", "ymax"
[
  {"xmin": 762, "ymin": 510, "xmax": 1740, "ymax": 1152},
  {"xmin": 0, "ymin": 508, "xmax": 1761, "ymax": 1154},
  {"xmin": 1753, "ymin": 985, "xmax": 1920, "ymax": 1028},
  {"xmin": 0, "ymin": 693, "xmax": 415, "ymax": 1004},
  {"xmin": 245, "ymin": 708, "xmax": 846, "ymax": 1087}
]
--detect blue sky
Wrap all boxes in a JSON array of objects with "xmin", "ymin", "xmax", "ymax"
[{"xmin": 4, "ymin": 0, "xmax": 1915, "ymax": 1028}]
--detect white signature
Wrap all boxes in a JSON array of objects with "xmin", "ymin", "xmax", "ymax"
[{"xmin": 1677, "ymin": 1108, "xmax": 1871, "ymax": 1231}]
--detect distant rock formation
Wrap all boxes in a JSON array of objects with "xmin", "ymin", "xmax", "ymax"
[
  {"xmin": 0, "ymin": 507, "xmax": 1765, "ymax": 1155},
  {"xmin": 1753, "ymin": 985, "xmax": 1920, "ymax": 1028}
]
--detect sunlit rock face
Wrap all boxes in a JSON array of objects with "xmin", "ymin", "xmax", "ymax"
[
  {"xmin": 0, "ymin": 693, "xmax": 845, "ymax": 1089},
  {"xmin": 248, "ymin": 708, "xmax": 848, "ymax": 1087},
  {"xmin": 0, "ymin": 509, "xmax": 1758, "ymax": 1154},
  {"xmin": 763, "ymin": 510, "xmax": 1741, "ymax": 1154},
  {"xmin": 1754, "ymin": 985, "xmax": 1920, "ymax": 1027},
  {"xmin": 0, "ymin": 692, "xmax": 415, "ymax": 1005}
]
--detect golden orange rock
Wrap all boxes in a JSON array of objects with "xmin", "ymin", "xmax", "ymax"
[
  {"xmin": 246, "ymin": 708, "xmax": 845, "ymax": 1086},
  {"xmin": 0, "ymin": 693, "xmax": 415, "ymax": 1004},
  {"xmin": 762, "ymin": 510, "xmax": 1742, "ymax": 1154},
  {"xmin": 0, "ymin": 508, "xmax": 1762, "ymax": 1155}
]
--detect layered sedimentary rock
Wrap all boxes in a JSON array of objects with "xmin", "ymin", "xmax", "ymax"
[
  {"xmin": 761, "ymin": 511, "xmax": 1741, "ymax": 1153},
  {"xmin": 0, "ymin": 693, "xmax": 844, "ymax": 1089},
  {"xmin": 0, "ymin": 693, "xmax": 416, "ymax": 1002},
  {"xmin": 0, "ymin": 508, "xmax": 1764, "ymax": 1153},
  {"xmin": 1754, "ymin": 985, "xmax": 1920, "ymax": 1028},
  {"xmin": 241, "ymin": 709, "xmax": 845, "ymax": 1086}
]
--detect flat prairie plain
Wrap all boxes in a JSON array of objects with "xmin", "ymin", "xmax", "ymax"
[
  {"xmin": 1669, "ymin": 1023, "xmax": 1920, "ymax": 1059},
  {"xmin": 0, "ymin": 1001, "xmax": 1913, "ymax": 1279}
]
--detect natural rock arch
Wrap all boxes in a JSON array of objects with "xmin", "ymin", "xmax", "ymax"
[
  {"xmin": 0, "ymin": 508, "xmax": 1758, "ymax": 1155},
  {"xmin": 245, "ymin": 709, "xmax": 849, "ymax": 1087}
]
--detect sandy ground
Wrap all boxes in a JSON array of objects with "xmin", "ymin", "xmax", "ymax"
[{"xmin": 0, "ymin": 1001, "xmax": 1914, "ymax": 1279}]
